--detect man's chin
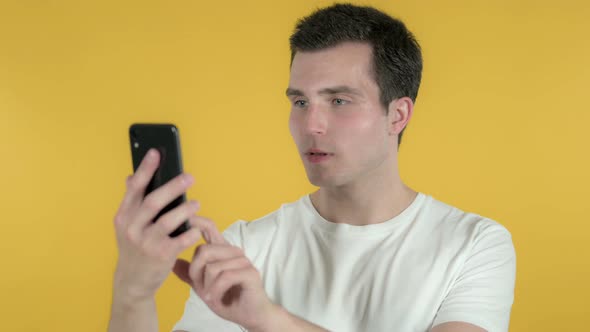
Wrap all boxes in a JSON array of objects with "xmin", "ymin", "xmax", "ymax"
[{"xmin": 306, "ymin": 172, "xmax": 343, "ymax": 188}]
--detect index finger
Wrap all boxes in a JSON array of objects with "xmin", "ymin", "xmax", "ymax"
[{"xmin": 194, "ymin": 216, "xmax": 226, "ymax": 245}]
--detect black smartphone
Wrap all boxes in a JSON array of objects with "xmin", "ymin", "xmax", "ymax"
[{"xmin": 129, "ymin": 123, "xmax": 190, "ymax": 237}]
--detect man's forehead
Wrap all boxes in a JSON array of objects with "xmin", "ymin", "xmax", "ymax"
[
  {"xmin": 288, "ymin": 47, "xmax": 376, "ymax": 97},
  {"xmin": 290, "ymin": 42, "xmax": 374, "ymax": 78}
]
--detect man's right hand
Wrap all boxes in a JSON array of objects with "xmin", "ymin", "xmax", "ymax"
[{"xmin": 111, "ymin": 148, "xmax": 203, "ymax": 303}]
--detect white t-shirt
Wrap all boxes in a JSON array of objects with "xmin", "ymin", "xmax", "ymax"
[{"xmin": 173, "ymin": 192, "xmax": 516, "ymax": 332}]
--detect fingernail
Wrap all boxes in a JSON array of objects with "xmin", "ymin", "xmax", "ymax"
[
  {"xmin": 147, "ymin": 149, "xmax": 157, "ymax": 159},
  {"xmin": 204, "ymin": 293, "xmax": 211, "ymax": 301},
  {"xmin": 203, "ymin": 230, "xmax": 211, "ymax": 243},
  {"xmin": 183, "ymin": 173, "xmax": 194, "ymax": 184}
]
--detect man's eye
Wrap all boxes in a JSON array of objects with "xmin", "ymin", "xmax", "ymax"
[
  {"xmin": 294, "ymin": 100, "xmax": 307, "ymax": 107},
  {"xmin": 333, "ymin": 98, "xmax": 348, "ymax": 105}
]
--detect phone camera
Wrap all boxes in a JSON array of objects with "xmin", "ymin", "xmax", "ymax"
[{"xmin": 130, "ymin": 128, "xmax": 138, "ymax": 140}]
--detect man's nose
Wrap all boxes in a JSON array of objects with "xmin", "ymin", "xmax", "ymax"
[{"xmin": 304, "ymin": 105, "xmax": 327, "ymax": 135}]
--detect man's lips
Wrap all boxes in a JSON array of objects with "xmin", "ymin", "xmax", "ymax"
[
  {"xmin": 304, "ymin": 149, "xmax": 333, "ymax": 163},
  {"xmin": 305, "ymin": 148, "xmax": 333, "ymax": 156}
]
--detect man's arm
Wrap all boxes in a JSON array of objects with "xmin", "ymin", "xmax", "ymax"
[
  {"xmin": 108, "ymin": 149, "xmax": 208, "ymax": 332},
  {"xmin": 430, "ymin": 223, "xmax": 516, "ymax": 332},
  {"xmin": 249, "ymin": 304, "xmax": 329, "ymax": 332},
  {"xmin": 172, "ymin": 305, "xmax": 329, "ymax": 332},
  {"xmin": 174, "ymin": 310, "xmax": 483, "ymax": 332},
  {"xmin": 108, "ymin": 296, "xmax": 158, "ymax": 332},
  {"xmin": 174, "ymin": 243, "xmax": 330, "ymax": 332},
  {"xmin": 263, "ymin": 309, "xmax": 485, "ymax": 332},
  {"xmin": 173, "ymin": 311, "xmax": 484, "ymax": 332},
  {"xmin": 431, "ymin": 322, "xmax": 486, "ymax": 332}
]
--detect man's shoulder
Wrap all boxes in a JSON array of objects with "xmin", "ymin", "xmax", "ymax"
[
  {"xmin": 222, "ymin": 195, "xmax": 308, "ymax": 248},
  {"xmin": 422, "ymin": 193, "xmax": 513, "ymax": 246},
  {"xmin": 412, "ymin": 194, "xmax": 516, "ymax": 282}
]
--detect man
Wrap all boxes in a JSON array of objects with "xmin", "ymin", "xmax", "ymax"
[{"xmin": 109, "ymin": 4, "xmax": 516, "ymax": 332}]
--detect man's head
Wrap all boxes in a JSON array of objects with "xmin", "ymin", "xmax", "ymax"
[
  {"xmin": 289, "ymin": 3, "xmax": 422, "ymax": 146},
  {"xmin": 287, "ymin": 4, "xmax": 422, "ymax": 188}
]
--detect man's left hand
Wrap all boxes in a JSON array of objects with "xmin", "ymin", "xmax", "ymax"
[{"xmin": 173, "ymin": 216, "xmax": 277, "ymax": 331}]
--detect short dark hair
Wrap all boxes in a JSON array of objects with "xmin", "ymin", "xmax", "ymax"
[{"xmin": 289, "ymin": 3, "xmax": 423, "ymax": 146}]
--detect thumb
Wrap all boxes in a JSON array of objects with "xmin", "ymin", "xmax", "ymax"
[
  {"xmin": 172, "ymin": 259, "xmax": 192, "ymax": 285},
  {"xmin": 206, "ymin": 227, "xmax": 227, "ymax": 245},
  {"xmin": 200, "ymin": 220, "xmax": 227, "ymax": 245}
]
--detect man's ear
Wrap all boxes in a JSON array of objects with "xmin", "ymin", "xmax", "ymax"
[{"xmin": 387, "ymin": 97, "xmax": 414, "ymax": 136}]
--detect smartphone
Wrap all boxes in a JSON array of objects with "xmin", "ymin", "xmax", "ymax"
[{"xmin": 129, "ymin": 123, "xmax": 190, "ymax": 237}]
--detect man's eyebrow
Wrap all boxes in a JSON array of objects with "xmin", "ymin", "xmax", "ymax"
[
  {"xmin": 285, "ymin": 86, "xmax": 363, "ymax": 97},
  {"xmin": 286, "ymin": 88, "xmax": 305, "ymax": 97}
]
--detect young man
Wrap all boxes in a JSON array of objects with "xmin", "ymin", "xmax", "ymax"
[{"xmin": 109, "ymin": 4, "xmax": 515, "ymax": 332}]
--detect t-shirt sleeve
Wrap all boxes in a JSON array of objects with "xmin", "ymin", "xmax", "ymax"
[
  {"xmin": 171, "ymin": 221, "xmax": 248, "ymax": 332},
  {"xmin": 432, "ymin": 222, "xmax": 517, "ymax": 332}
]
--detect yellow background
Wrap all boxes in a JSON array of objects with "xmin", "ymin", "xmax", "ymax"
[{"xmin": 1, "ymin": 0, "xmax": 589, "ymax": 331}]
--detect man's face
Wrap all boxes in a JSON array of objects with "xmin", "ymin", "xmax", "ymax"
[{"xmin": 287, "ymin": 42, "xmax": 396, "ymax": 188}]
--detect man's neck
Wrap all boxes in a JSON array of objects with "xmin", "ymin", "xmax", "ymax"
[{"xmin": 310, "ymin": 172, "xmax": 417, "ymax": 226}]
